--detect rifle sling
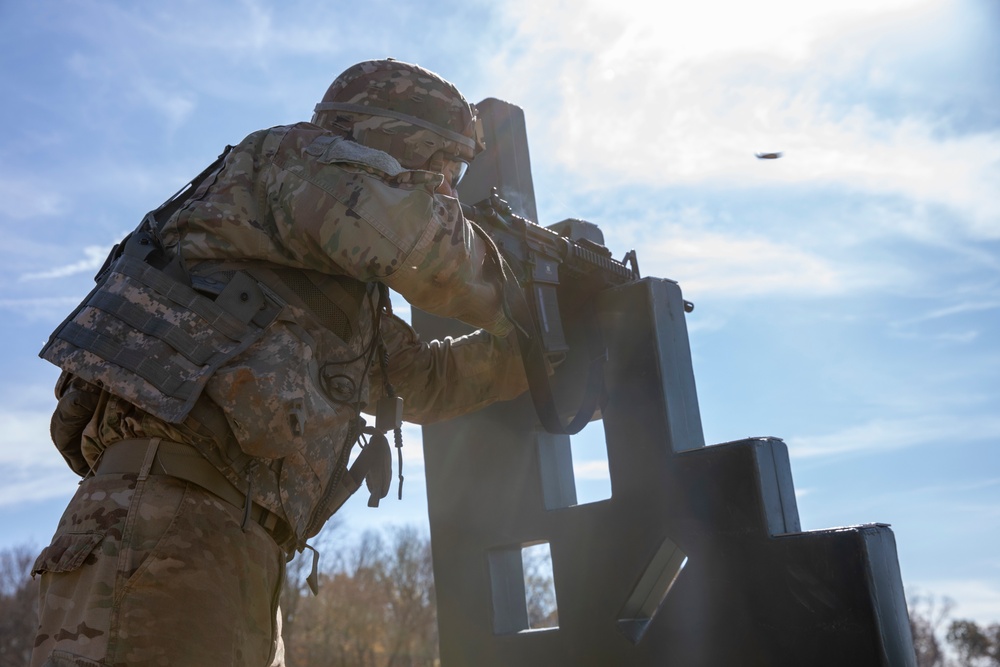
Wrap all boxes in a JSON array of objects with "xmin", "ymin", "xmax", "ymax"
[
  {"xmin": 469, "ymin": 217, "xmax": 604, "ymax": 436},
  {"xmin": 504, "ymin": 275, "xmax": 604, "ymax": 435}
]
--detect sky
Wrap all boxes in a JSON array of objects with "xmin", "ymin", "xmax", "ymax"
[{"xmin": 1, "ymin": 0, "xmax": 998, "ymax": 628}]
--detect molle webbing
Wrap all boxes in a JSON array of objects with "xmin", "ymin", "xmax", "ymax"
[
  {"xmin": 153, "ymin": 145, "xmax": 233, "ymax": 231},
  {"xmin": 40, "ymin": 253, "xmax": 285, "ymax": 424},
  {"xmin": 191, "ymin": 262, "xmax": 369, "ymax": 345}
]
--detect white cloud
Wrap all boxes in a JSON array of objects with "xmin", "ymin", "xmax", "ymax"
[
  {"xmin": 129, "ymin": 78, "xmax": 197, "ymax": 130},
  {"xmin": 0, "ymin": 297, "xmax": 85, "ymax": 322},
  {"xmin": 639, "ymin": 227, "xmax": 846, "ymax": 298},
  {"xmin": 0, "ymin": 410, "xmax": 426, "ymax": 509},
  {"xmin": 496, "ymin": 0, "xmax": 929, "ymax": 68},
  {"xmin": 19, "ymin": 244, "xmax": 111, "ymax": 281},
  {"xmin": 389, "ymin": 294, "xmax": 413, "ymax": 322},
  {"xmin": 66, "ymin": 49, "xmax": 191, "ymax": 133},
  {"xmin": 0, "ymin": 181, "xmax": 68, "ymax": 220},
  {"xmin": 788, "ymin": 415, "xmax": 1000, "ymax": 459},
  {"xmin": 66, "ymin": 1, "xmax": 348, "ymax": 73},
  {"xmin": 0, "ymin": 470, "xmax": 80, "ymax": 507},
  {"xmin": 0, "ymin": 405, "xmax": 78, "ymax": 507},
  {"xmin": 904, "ymin": 299, "xmax": 1000, "ymax": 325},
  {"xmin": 595, "ymin": 199, "xmax": 874, "ymax": 299},
  {"xmin": 0, "ymin": 409, "xmax": 59, "ymax": 468},
  {"xmin": 912, "ymin": 578, "xmax": 1000, "ymax": 625},
  {"xmin": 930, "ymin": 330, "xmax": 979, "ymax": 344},
  {"xmin": 400, "ymin": 423, "xmax": 425, "ymax": 471},
  {"xmin": 492, "ymin": 0, "xmax": 999, "ymax": 238},
  {"xmin": 574, "ymin": 459, "xmax": 611, "ymax": 481}
]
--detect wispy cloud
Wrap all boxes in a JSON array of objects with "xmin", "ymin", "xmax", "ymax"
[
  {"xmin": 399, "ymin": 424, "xmax": 425, "ymax": 472},
  {"xmin": 888, "ymin": 294, "xmax": 1000, "ymax": 344},
  {"xmin": 903, "ymin": 299, "xmax": 1000, "ymax": 325},
  {"xmin": 0, "ymin": 408, "xmax": 427, "ymax": 511},
  {"xmin": 574, "ymin": 459, "xmax": 611, "ymax": 481},
  {"xmin": 0, "ymin": 180, "xmax": 68, "ymax": 220},
  {"xmin": 0, "ymin": 297, "xmax": 85, "ymax": 322},
  {"xmin": 19, "ymin": 245, "xmax": 111, "ymax": 281},
  {"xmin": 0, "ymin": 404, "xmax": 79, "ymax": 507},
  {"xmin": 0, "ymin": 469, "xmax": 80, "ymax": 507},
  {"xmin": 872, "ymin": 477, "xmax": 1000, "ymax": 508},
  {"xmin": 639, "ymin": 228, "xmax": 847, "ymax": 298},
  {"xmin": 0, "ymin": 408, "xmax": 61, "ymax": 467},
  {"xmin": 589, "ymin": 200, "xmax": 889, "ymax": 300},
  {"xmin": 931, "ymin": 330, "xmax": 979, "ymax": 344},
  {"xmin": 788, "ymin": 414, "xmax": 1000, "ymax": 459},
  {"xmin": 162, "ymin": 0, "xmax": 351, "ymax": 60},
  {"xmin": 913, "ymin": 578, "xmax": 1000, "ymax": 625}
]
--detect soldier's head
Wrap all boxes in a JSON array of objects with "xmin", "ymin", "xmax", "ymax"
[{"xmin": 313, "ymin": 59, "xmax": 484, "ymax": 196}]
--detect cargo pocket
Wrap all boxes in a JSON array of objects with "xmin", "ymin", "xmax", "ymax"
[{"xmin": 32, "ymin": 532, "xmax": 104, "ymax": 578}]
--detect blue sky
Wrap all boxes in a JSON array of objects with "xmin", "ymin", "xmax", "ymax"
[{"xmin": 1, "ymin": 0, "xmax": 998, "ymax": 625}]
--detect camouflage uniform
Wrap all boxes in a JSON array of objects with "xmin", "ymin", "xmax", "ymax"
[{"xmin": 31, "ymin": 117, "xmax": 527, "ymax": 666}]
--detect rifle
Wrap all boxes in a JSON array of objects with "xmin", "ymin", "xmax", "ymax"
[
  {"xmin": 463, "ymin": 189, "xmax": 689, "ymax": 435},
  {"xmin": 463, "ymin": 189, "xmax": 642, "ymax": 360}
]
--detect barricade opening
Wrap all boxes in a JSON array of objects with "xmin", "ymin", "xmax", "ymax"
[
  {"xmin": 617, "ymin": 536, "xmax": 688, "ymax": 644},
  {"xmin": 569, "ymin": 420, "xmax": 612, "ymax": 506},
  {"xmin": 488, "ymin": 542, "xmax": 560, "ymax": 634},
  {"xmin": 522, "ymin": 543, "xmax": 559, "ymax": 630},
  {"xmin": 537, "ymin": 421, "xmax": 611, "ymax": 511}
]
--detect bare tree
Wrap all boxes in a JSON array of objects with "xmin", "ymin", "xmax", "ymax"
[
  {"xmin": 280, "ymin": 517, "xmax": 345, "ymax": 663},
  {"xmin": 380, "ymin": 526, "xmax": 437, "ymax": 666},
  {"xmin": 21, "ymin": 536, "xmax": 1000, "ymax": 667},
  {"xmin": 523, "ymin": 545, "xmax": 558, "ymax": 629},
  {"xmin": 281, "ymin": 526, "xmax": 440, "ymax": 667},
  {"xmin": 907, "ymin": 589, "xmax": 954, "ymax": 667},
  {"xmin": 0, "ymin": 545, "xmax": 40, "ymax": 667},
  {"xmin": 947, "ymin": 619, "xmax": 1000, "ymax": 667}
]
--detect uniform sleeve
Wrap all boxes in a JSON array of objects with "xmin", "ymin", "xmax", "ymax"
[
  {"xmin": 267, "ymin": 129, "xmax": 512, "ymax": 335},
  {"xmin": 367, "ymin": 314, "xmax": 528, "ymax": 425}
]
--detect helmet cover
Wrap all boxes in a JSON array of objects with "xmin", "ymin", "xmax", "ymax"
[{"xmin": 313, "ymin": 59, "xmax": 485, "ymax": 168}]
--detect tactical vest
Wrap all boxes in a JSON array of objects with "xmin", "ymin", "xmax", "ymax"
[
  {"xmin": 39, "ymin": 138, "xmax": 394, "ymax": 548},
  {"xmin": 41, "ymin": 233, "xmax": 373, "ymax": 518}
]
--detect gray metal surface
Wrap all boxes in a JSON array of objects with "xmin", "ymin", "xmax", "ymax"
[{"xmin": 414, "ymin": 99, "xmax": 916, "ymax": 666}]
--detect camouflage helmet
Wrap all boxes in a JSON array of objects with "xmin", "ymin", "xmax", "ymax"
[{"xmin": 312, "ymin": 59, "xmax": 485, "ymax": 169}]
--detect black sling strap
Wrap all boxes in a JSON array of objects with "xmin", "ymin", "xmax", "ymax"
[
  {"xmin": 470, "ymin": 221, "xmax": 605, "ymax": 436},
  {"xmin": 153, "ymin": 146, "xmax": 235, "ymax": 231}
]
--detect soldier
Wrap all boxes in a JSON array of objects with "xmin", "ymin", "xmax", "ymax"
[{"xmin": 30, "ymin": 59, "xmax": 527, "ymax": 667}]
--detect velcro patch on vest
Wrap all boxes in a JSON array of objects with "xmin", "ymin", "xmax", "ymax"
[{"xmin": 39, "ymin": 255, "xmax": 283, "ymax": 423}]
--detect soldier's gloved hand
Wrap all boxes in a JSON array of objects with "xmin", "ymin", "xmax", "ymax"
[{"xmin": 50, "ymin": 372, "xmax": 102, "ymax": 476}]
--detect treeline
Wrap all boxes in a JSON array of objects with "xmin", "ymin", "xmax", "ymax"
[
  {"xmin": 0, "ymin": 545, "xmax": 37, "ymax": 667},
  {"xmin": 279, "ymin": 524, "xmax": 440, "ymax": 666},
  {"xmin": 0, "ymin": 531, "xmax": 997, "ymax": 667},
  {"xmin": 278, "ymin": 524, "xmax": 556, "ymax": 666},
  {"xmin": 0, "ymin": 524, "xmax": 442, "ymax": 667},
  {"xmin": 909, "ymin": 592, "xmax": 1000, "ymax": 667}
]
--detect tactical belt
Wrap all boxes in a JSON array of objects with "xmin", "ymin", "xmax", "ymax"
[{"xmin": 95, "ymin": 438, "xmax": 290, "ymax": 546}]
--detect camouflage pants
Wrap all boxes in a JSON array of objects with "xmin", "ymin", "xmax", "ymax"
[{"xmin": 30, "ymin": 472, "xmax": 285, "ymax": 667}]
